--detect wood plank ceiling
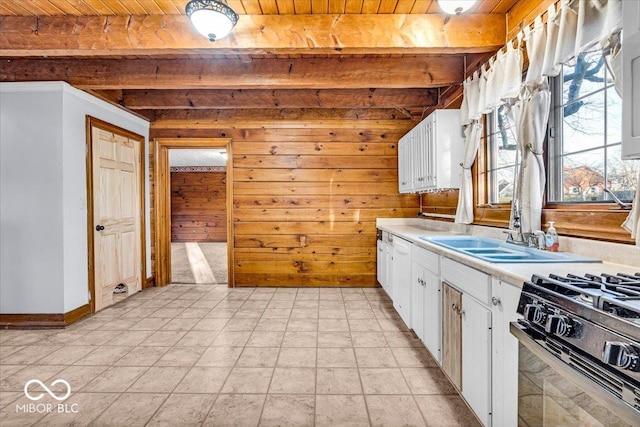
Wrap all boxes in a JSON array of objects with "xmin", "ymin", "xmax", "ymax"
[
  {"xmin": 0, "ymin": 0, "xmax": 516, "ymax": 120},
  {"xmin": 0, "ymin": 1, "xmax": 517, "ymax": 16}
]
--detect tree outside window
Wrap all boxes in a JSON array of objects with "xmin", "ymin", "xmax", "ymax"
[{"xmin": 549, "ymin": 51, "xmax": 639, "ymax": 203}]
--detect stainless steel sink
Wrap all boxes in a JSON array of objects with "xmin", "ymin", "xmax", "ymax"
[{"xmin": 418, "ymin": 235, "xmax": 601, "ymax": 264}]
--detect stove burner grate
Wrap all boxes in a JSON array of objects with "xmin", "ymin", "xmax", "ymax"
[{"xmin": 531, "ymin": 272, "xmax": 640, "ymax": 319}]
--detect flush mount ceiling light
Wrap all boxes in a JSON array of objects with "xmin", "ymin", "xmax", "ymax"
[
  {"xmin": 437, "ymin": 0, "xmax": 477, "ymax": 15},
  {"xmin": 185, "ymin": 0, "xmax": 239, "ymax": 42}
]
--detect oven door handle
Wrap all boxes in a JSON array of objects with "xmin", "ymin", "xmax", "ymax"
[{"xmin": 510, "ymin": 322, "xmax": 640, "ymax": 426}]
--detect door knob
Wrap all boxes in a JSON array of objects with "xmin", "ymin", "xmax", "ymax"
[{"xmin": 95, "ymin": 225, "xmax": 105, "ymax": 231}]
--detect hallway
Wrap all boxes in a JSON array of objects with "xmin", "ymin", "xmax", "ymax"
[
  {"xmin": 0, "ymin": 284, "xmax": 479, "ymax": 426},
  {"xmin": 171, "ymin": 242, "xmax": 228, "ymax": 285}
]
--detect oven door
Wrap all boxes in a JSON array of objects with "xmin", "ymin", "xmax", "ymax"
[{"xmin": 510, "ymin": 322, "xmax": 639, "ymax": 426}]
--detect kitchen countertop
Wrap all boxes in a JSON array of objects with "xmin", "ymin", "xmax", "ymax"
[{"xmin": 376, "ymin": 219, "xmax": 640, "ymax": 287}]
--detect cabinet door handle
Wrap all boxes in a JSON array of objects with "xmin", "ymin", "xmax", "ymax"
[{"xmin": 491, "ymin": 297, "xmax": 501, "ymax": 306}]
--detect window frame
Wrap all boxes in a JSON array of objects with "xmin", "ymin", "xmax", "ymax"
[{"xmin": 546, "ymin": 51, "xmax": 634, "ymax": 206}]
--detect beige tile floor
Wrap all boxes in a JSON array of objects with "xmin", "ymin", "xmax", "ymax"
[{"xmin": 0, "ymin": 285, "xmax": 481, "ymax": 427}]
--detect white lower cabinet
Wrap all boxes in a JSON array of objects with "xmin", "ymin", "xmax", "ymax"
[
  {"xmin": 422, "ymin": 269, "xmax": 441, "ymax": 363},
  {"xmin": 411, "ymin": 262, "xmax": 426, "ymax": 341},
  {"xmin": 461, "ymin": 293, "xmax": 492, "ymax": 427},
  {"xmin": 411, "ymin": 245, "xmax": 441, "ymax": 362},
  {"xmin": 441, "ymin": 258, "xmax": 492, "ymax": 426},
  {"xmin": 377, "ymin": 232, "xmax": 393, "ymax": 298},
  {"xmin": 376, "ymin": 231, "xmax": 521, "ymax": 427},
  {"xmin": 377, "ymin": 238, "xmax": 386, "ymax": 287},
  {"xmin": 490, "ymin": 279, "xmax": 522, "ymax": 427},
  {"xmin": 391, "ymin": 236, "xmax": 412, "ymax": 326}
]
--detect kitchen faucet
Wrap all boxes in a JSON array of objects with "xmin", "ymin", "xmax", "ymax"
[
  {"xmin": 504, "ymin": 201, "xmax": 546, "ymax": 250},
  {"xmin": 505, "ymin": 201, "xmax": 526, "ymax": 245},
  {"xmin": 532, "ymin": 230, "xmax": 547, "ymax": 250}
]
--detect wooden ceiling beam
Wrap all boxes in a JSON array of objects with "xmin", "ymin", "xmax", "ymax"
[
  {"xmin": 0, "ymin": 14, "xmax": 506, "ymax": 56},
  {"xmin": 0, "ymin": 57, "xmax": 464, "ymax": 89},
  {"xmin": 150, "ymin": 115, "xmax": 414, "ymax": 129},
  {"xmin": 142, "ymin": 108, "xmax": 422, "ymax": 123},
  {"xmin": 116, "ymin": 88, "xmax": 438, "ymax": 109}
]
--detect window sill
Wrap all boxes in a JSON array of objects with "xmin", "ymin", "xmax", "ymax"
[{"xmin": 473, "ymin": 205, "xmax": 634, "ymax": 244}]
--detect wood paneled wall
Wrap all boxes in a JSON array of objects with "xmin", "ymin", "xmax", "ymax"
[
  {"xmin": 171, "ymin": 171, "xmax": 227, "ymax": 242},
  {"xmin": 420, "ymin": 190, "xmax": 459, "ymax": 218},
  {"xmin": 151, "ymin": 119, "xmax": 420, "ymax": 287}
]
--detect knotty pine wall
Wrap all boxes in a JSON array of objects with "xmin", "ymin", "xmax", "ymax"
[
  {"xmin": 171, "ymin": 171, "xmax": 227, "ymax": 242},
  {"xmin": 151, "ymin": 119, "xmax": 420, "ymax": 287},
  {"xmin": 420, "ymin": 191, "xmax": 460, "ymax": 217}
]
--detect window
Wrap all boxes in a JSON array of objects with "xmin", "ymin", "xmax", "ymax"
[
  {"xmin": 548, "ymin": 51, "xmax": 639, "ymax": 203},
  {"xmin": 486, "ymin": 104, "xmax": 519, "ymax": 204}
]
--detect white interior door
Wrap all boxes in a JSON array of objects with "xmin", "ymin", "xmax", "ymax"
[{"xmin": 92, "ymin": 126, "xmax": 142, "ymax": 311}]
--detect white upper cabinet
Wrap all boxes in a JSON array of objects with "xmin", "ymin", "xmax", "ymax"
[
  {"xmin": 398, "ymin": 132, "xmax": 413, "ymax": 193},
  {"xmin": 398, "ymin": 109, "xmax": 464, "ymax": 193},
  {"xmin": 622, "ymin": 0, "xmax": 640, "ymax": 159}
]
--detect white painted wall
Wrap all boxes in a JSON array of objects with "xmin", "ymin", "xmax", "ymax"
[
  {"xmin": 0, "ymin": 82, "xmax": 150, "ymax": 314},
  {"xmin": 0, "ymin": 88, "xmax": 65, "ymax": 313}
]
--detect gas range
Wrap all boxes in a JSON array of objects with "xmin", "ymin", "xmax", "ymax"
[
  {"xmin": 515, "ymin": 272, "xmax": 640, "ymax": 415},
  {"xmin": 521, "ymin": 273, "xmax": 640, "ymax": 337}
]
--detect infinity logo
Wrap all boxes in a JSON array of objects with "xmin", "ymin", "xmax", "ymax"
[{"xmin": 24, "ymin": 379, "xmax": 71, "ymax": 401}]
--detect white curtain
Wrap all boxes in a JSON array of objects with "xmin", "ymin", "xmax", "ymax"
[
  {"xmin": 463, "ymin": 70, "xmax": 481, "ymax": 124},
  {"xmin": 514, "ymin": 85, "xmax": 551, "ymax": 233},
  {"xmin": 577, "ymin": 0, "xmax": 622, "ymax": 53},
  {"xmin": 501, "ymin": 33, "xmax": 524, "ymax": 101},
  {"xmin": 605, "ymin": 32, "xmax": 622, "ymax": 96},
  {"xmin": 542, "ymin": 4, "xmax": 562, "ymax": 76},
  {"xmin": 457, "ymin": 0, "xmax": 625, "ymax": 234},
  {"xmin": 554, "ymin": 0, "xmax": 579, "ymax": 67},
  {"xmin": 622, "ymin": 172, "xmax": 640, "ymax": 245},
  {"xmin": 455, "ymin": 122, "xmax": 483, "ymax": 224},
  {"xmin": 511, "ymin": 15, "xmax": 551, "ymax": 234},
  {"xmin": 543, "ymin": 0, "xmax": 621, "ymax": 76},
  {"xmin": 485, "ymin": 55, "xmax": 501, "ymax": 110},
  {"xmin": 524, "ymin": 17, "xmax": 547, "ymax": 84},
  {"xmin": 506, "ymin": 102, "xmax": 523, "ymax": 231},
  {"xmin": 461, "ymin": 35, "xmax": 523, "ymax": 125}
]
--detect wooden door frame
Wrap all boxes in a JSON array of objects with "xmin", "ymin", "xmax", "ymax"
[
  {"xmin": 85, "ymin": 116, "xmax": 147, "ymax": 314},
  {"xmin": 153, "ymin": 138, "xmax": 234, "ymax": 287}
]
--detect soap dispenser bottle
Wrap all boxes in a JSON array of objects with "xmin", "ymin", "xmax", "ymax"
[{"xmin": 545, "ymin": 221, "xmax": 559, "ymax": 252}]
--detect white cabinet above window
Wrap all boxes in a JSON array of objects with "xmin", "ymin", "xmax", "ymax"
[{"xmin": 398, "ymin": 109, "xmax": 464, "ymax": 193}]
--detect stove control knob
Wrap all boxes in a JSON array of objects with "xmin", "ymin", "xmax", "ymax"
[
  {"xmin": 602, "ymin": 342, "xmax": 640, "ymax": 372},
  {"xmin": 524, "ymin": 304, "xmax": 546, "ymax": 325},
  {"xmin": 544, "ymin": 315, "xmax": 574, "ymax": 337}
]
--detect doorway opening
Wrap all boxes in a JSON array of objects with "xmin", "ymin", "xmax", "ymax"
[
  {"xmin": 153, "ymin": 138, "xmax": 233, "ymax": 287},
  {"xmin": 170, "ymin": 149, "xmax": 228, "ymax": 285}
]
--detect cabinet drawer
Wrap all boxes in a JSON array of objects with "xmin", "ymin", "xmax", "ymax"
[
  {"xmin": 441, "ymin": 257, "xmax": 490, "ymax": 305},
  {"xmin": 412, "ymin": 245, "xmax": 439, "ymax": 274}
]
